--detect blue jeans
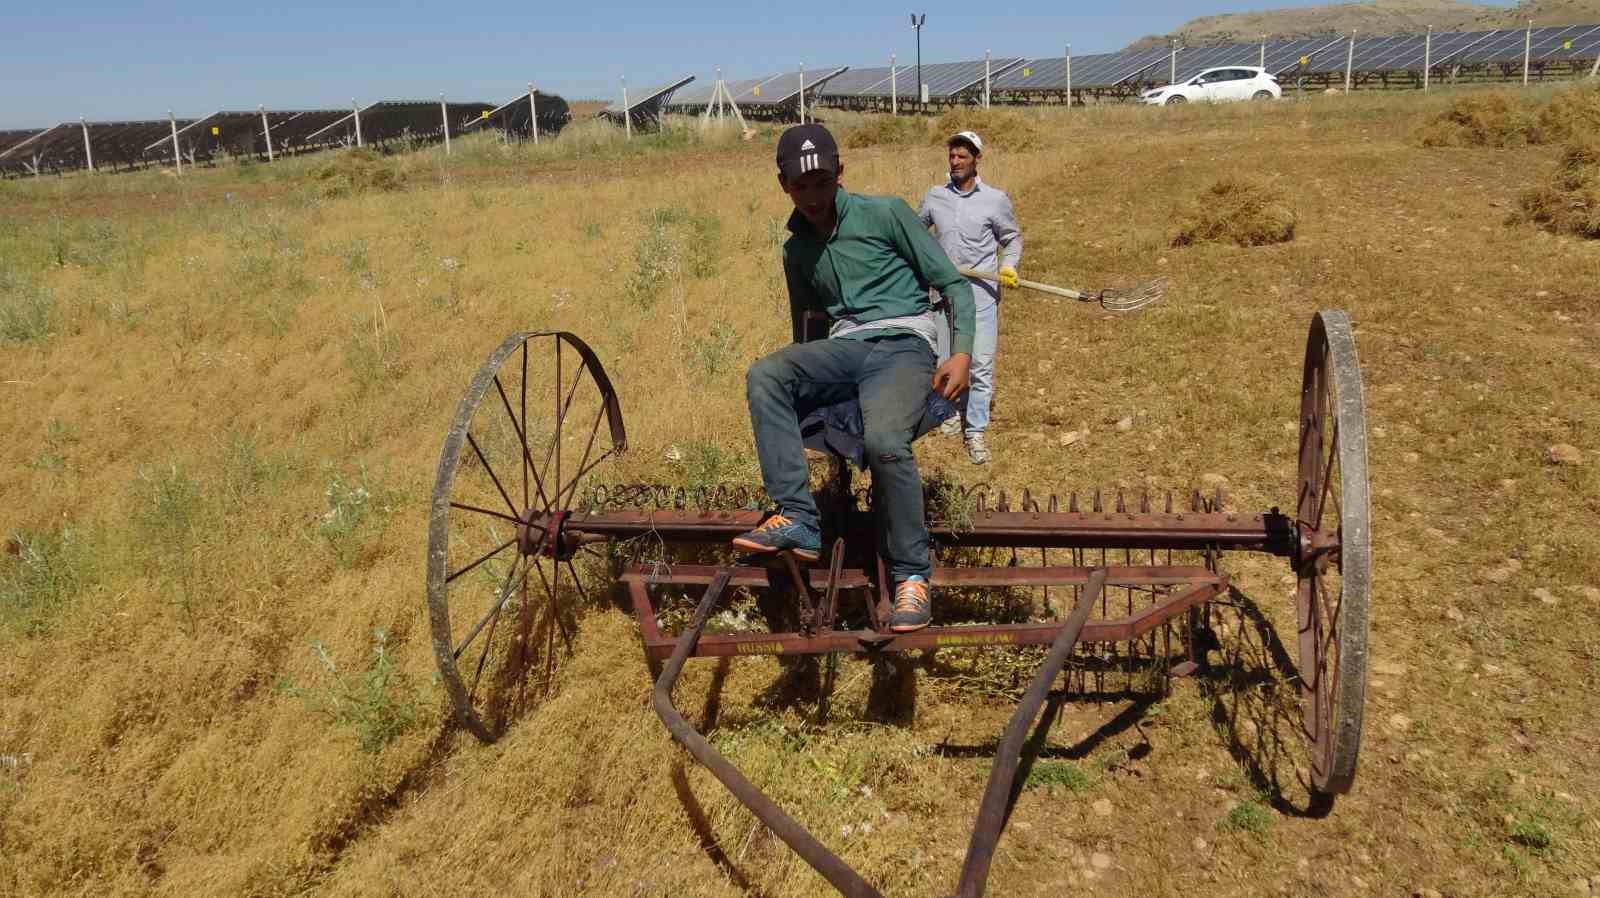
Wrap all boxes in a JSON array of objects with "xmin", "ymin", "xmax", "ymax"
[
  {"xmin": 745, "ymin": 334, "xmax": 936, "ymax": 582},
  {"xmin": 936, "ymin": 299, "xmax": 999, "ymax": 434}
]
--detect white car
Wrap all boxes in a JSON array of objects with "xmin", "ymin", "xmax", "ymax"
[{"xmin": 1140, "ymin": 66, "xmax": 1282, "ymax": 105}]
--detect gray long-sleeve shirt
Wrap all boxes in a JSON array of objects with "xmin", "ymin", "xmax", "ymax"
[{"xmin": 916, "ymin": 177, "xmax": 1023, "ymax": 309}]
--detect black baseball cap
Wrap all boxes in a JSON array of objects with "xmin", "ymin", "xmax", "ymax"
[{"xmin": 776, "ymin": 124, "xmax": 839, "ymax": 182}]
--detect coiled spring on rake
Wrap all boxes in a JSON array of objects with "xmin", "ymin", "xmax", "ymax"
[
  {"xmin": 579, "ymin": 482, "xmax": 1227, "ymax": 516},
  {"xmin": 582, "ymin": 482, "xmax": 774, "ymax": 512}
]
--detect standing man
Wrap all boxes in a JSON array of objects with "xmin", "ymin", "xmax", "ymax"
[
  {"xmin": 733, "ymin": 123, "xmax": 977, "ymax": 633},
  {"xmin": 918, "ymin": 130, "xmax": 1023, "ymax": 465}
]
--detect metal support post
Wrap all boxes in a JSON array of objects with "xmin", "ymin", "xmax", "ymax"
[
  {"xmin": 1170, "ymin": 40, "xmax": 1177, "ymax": 83},
  {"xmin": 799, "ymin": 63, "xmax": 806, "ymax": 123},
  {"xmin": 168, "ymin": 110, "xmax": 181, "ymax": 174},
  {"xmin": 80, "ymin": 117, "xmax": 93, "ymax": 172},
  {"xmin": 1345, "ymin": 31, "xmax": 1355, "ymax": 93},
  {"xmin": 1424, "ymin": 27, "xmax": 1432, "ymax": 91},
  {"xmin": 440, "ymin": 94, "xmax": 451, "ymax": 154},
  {"xmin": 352, "ymin": 99, "xmax": 363, "ymax": 147},
  {"xmin": 1591, "ymin": 52, "xmax": 1600, "ymax": 78},
  {"xmin": 891, "ymin": 54, "xmax": 898, "ymax": 115},
  {"xmin": 1066, "ymin": 44, "xmax": 1072, "ymax": 108},
  {"xmin": 260, "ymin": 105, "xmax": 274, "ymax": 162},
  {"xmin": 529, "ymin": 83, "xmax": 540, "ymax": 143},
  {"xmin": 622, "ymin": 77, "xmax": 631, "ymax": 139},
  {"xmin": 1523, "ymin": 20, "xmax": 1532, "ymax": 85},
  {"xmin": 1260, "ymin": 34, "xmax": 1266, "ymax": 69},
  {"xmin": 912, "ymin": 13, "xmax": 926, "ymax": 109}
]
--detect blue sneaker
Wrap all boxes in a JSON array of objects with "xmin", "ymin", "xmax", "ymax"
[
  {"xmin": 731, "ymin": 514, "xmax": 821, "ymax": 562},
  {"xmin": 886, "ymin": 576, "xmax": 932, "ymax": 632}
]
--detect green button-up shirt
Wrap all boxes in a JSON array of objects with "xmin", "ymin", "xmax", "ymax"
[{"xmin": 783, "ymin": 188, "xmax": 976, "ymax": 357}]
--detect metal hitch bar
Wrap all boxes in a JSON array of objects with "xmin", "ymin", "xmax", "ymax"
[{"xmin": 652, "ymin": 568, "xmax": 1108, "ymax": 898}]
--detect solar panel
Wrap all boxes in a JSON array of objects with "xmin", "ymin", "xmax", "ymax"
[
  {"xmin": 1304, "ymin": 34, "xmax": 1422, "ymax": 75},
  {"xmin": 0, "ymin": 129, "xmax": 40, "ymax": 156},
  {"xmin": 729, "ymin": 67, "xmax": 848, "ymax": 106},
  {"xmin": 875, "ymin": 57, "xmax": 1024, "ymax": 98},
  {"xmin": 460, "ymin": 91, "xmax": 572, "ymax": 139},
  {"xmin": 1458, "ymin": 29, "xmax": 1531, "ymax": 64},
  {"xmin": 269, "ymin": 110, "xmax": 360, "ymax": 150},
  {"xmin": 1174, "ymin": 44, "xmax": 1268, "ymax": 82},
  {"xmin": 1265, "ymin": 36, "xmax": 1347, "ymax": 75},
  {"xmin": 1535, "ymin": 23, "xmax": 1600, "ymax": 60},
  {"xmin": 817, "ymin": 65, "xmax": 897, "ymax": 98},
  {"xmin": 604, "ymin": 76, "xmax": 695, "ymax": 114},
  {"xmin": 990, "ymin": 56, "xmax": 1072, "ymax": 91}
]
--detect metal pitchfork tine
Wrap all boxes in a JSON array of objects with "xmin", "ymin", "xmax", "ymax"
[{"xmin": 959, "ymin": 267, "xmax": 1167, "ymax": 313}]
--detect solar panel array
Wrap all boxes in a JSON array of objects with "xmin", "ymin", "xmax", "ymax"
[
  {"xmin": 1, "ymin": 99, "xmax": 502, "ymax": 176},
  {"xmin": 665, "ymin": 56, "xmax": 1026, "ymax": 112},
  {"xmin": 967, "ymin": 26, "xmax": 1600, "ymax": 93},
  {"xmin": 4, "ymin": 22, "xmax": 1598, "ymax": 177}
]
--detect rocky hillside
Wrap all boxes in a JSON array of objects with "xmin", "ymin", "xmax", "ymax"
[{"xmin": 1127, "ymin": 0, "xmax": 1600, "ymax": 49}]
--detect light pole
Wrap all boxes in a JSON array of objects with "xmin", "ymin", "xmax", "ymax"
[{"xmin": 911, "ymin": 13, "xmax": 926, "ymax": 104}]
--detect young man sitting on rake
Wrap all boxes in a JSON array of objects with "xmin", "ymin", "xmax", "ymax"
[{"xmin": 733, "ymin": 124, "xmax": 977, "ymax": 633}]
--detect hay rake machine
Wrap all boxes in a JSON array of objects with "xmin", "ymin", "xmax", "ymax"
[{"xmin": 425, "ymin": 311, "xmax": 1371, "ymax": 898}]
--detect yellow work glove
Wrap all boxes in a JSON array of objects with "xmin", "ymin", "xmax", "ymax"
[{"xmin": 998, "ymin": 266, "xmax": 1019, "ymax": 289}]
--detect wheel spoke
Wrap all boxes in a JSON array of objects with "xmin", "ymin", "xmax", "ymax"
[
  {"xmin": 521, "ymin": 339, "xmax": 529, "ymax": 510},
  {"xmin": 536, "ymin": 353, "xmax": 591, "ymax": 505},
  {"xmin": 555, "ymin": 401, "xmax": 609, "ymax": 512},
  {"xmin": 531, "ymin": 556, "xmax": 575, "ymax": 654},
  {"xmin": 446, "ymin": 536, "xmax": 517, "ymax": 584},
  {"xmin": 555, "ymin": 445, "xmax": 619, "ymax": 516},
  {"xmin": 454, "ymin": 554, "xmax": 523, "ymax": 658},
  {"xmin": 450, "ymin": 501, "xmax": 522, "ymax": 526},
  {"xmin": 493, "ymin": 374, "xmax": 554, "ymax": 513},
  {"xmin": 554, "ymin": 338, "xmax": 562, "ymax": 518},
  {"xmin": 564, "ymin": 559, "xmax": 592, "ymax": 606},
  {"xmin": 467, "ymin": 431, "xmax": 519, "ymax": 518},
  {"xmin": 1316, "ymin": 416, "xmax": 1340, "ymax": 531}
]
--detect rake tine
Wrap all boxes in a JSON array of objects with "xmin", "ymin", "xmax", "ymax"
[{"xmin": 1098, "ymin": 277, "xmax": 1168, "ymax": 313}]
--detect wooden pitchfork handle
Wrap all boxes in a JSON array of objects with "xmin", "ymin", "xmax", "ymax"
[{"xmin": 957, "ymin": 267, "xmax": 1090, "ymax": 301}]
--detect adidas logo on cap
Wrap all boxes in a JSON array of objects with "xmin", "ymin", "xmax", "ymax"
[{"xmin": 800, "ymin": 139, "xmax": 815, "ymax": 150}]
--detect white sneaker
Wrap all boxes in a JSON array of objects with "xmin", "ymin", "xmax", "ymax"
[
  {"xmin": 964, "ymin": 432, "xmax": 991, "ymax": 464},
  {"xmin": 939, "ymin": 416, "xmax": 963, "ymax": 437}
]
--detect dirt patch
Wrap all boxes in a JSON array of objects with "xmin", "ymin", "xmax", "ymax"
[
  {"xmin": 1510, "ymin": 139, "xmax": 1600, "ymax": 238},
  {"xmin": 1169, "ymin": 176, "xmax": 1296, "ymax": 247}
]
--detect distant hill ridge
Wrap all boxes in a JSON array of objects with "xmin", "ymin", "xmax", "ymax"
[{"xmin": 1126, "ymin": 0, "xmax": 1600, "ymax": 50}]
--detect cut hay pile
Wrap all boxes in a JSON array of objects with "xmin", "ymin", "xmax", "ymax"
[
  {"xmin": 1511, "ymin": 139, "xmax": 1600, "ymax": 239},
  {"xmin": 931, "ymin": 108, "xmax": 1044, "ymax": 153},
  {"xmin": 1419, "ymin": 82, "xmax": 1600, "ymax": 148},
  {"xmin": 306, "ymin": 148, "xmax": 407, "ymax": 197},
  {"xmin": 1417, "ymin": 92, "xmax": 1538, "ymax": 147},
  {"xmin": 842, "ymin": 108, "xmax": 1043, "ymax": 152},
  {"xmin": 1168, "ymin": 176, "xmax": 1296, "ymax": 248}
]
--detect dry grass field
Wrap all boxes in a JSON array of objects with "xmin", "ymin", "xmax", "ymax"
[{"xmin": 2, "ymin": 84, "xmax": 1598, "ymax": 898}]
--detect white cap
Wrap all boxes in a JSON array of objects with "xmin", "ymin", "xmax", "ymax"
[{"xmin": 949, "ymin": 130, "xmax": 984, "ymax": 154}]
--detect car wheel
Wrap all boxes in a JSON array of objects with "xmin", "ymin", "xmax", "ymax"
[
  {"xmin": 1165, "ymin": 95, "xmax": 1187, "ymax": 105},
  {"xmin": 1252, "ymin": 90, "xmax": 1274, "ymax": 100}
]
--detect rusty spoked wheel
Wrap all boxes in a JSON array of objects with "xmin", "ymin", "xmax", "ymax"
[
  {"xmin": 1295, "ymin": 310, "xmax": 1372, "ymax": 794},
  {"xmin": 427, "ymin": 332, "xmax": 626, "ymax": 743}
]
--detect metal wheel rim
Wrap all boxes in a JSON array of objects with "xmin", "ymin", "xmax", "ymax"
[
  {"xmin": 1295, "ymin": 310, "xmax": 1372, "ymax": 794},
  {"xmin": 426, "ymin": 331, "xmax": 626, "ymax": 743}
]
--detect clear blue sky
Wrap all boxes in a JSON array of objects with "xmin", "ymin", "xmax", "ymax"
[{"xmin": 0, "ymin": 1, "xmax": 1504, "ymax": 129}]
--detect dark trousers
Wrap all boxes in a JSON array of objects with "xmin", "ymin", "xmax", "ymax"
[{"xmin": 745, "ymin": 334, "xmax": 936, "ymax": 582}]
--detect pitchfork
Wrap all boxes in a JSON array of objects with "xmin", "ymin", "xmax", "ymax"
[{"xmin": 959, "ymin": 267, "xmax": 1166, "ymax": 313}]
